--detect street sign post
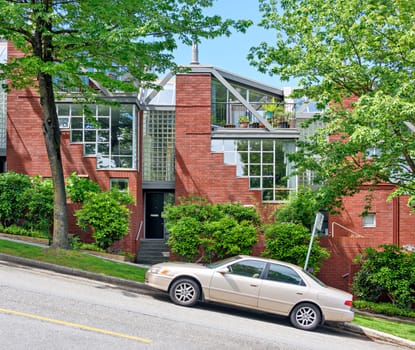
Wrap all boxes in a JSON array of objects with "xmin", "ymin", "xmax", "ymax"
[{"xmin": 304, "ymin": 212, "xmax": 324, "ymax": 271}]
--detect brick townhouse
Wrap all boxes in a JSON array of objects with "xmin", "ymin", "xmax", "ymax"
[{"xmin": 1, "ymin": 39, "xmax": 414, "ymax": 291}]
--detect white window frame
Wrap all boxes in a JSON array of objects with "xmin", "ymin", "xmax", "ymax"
[{"xmin": 362, "ymin": 213, "xmax": 376, "ymax": 228}]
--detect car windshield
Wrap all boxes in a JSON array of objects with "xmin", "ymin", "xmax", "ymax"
[{"xmin": 206, "ymin": 256, "xmax": 242, "ymax": 269}]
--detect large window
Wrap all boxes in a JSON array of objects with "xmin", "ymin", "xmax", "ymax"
[
  {"xmin": 57, "ymin": 103, "xmax": 137, "ymax": 169},
  {"xmin": 211, "ymin": 139, "xmax": 296, "ymax": 202}
]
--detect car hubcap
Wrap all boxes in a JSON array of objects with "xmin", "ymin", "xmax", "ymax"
[
  {"xmin": 296, "ymin": 306, "xmax": 316, "ymax": 327},
  {"xmin": 175, "ymin": 283, "xmax": 195, "ymax": 303}
]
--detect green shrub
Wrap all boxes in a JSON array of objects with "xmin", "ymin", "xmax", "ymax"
[
  {"xmin": 163, "ymin": 196, "xmax": 259, "ymax": 262},
  {"xmin": 22, "ymin": 176, "xmax": 53, "ymax": 232},
  {"xmin": 275, "ymin": 188, "xmax": 319, "ymax": 229},
  {"xmin": 0, "ymin": 171, "xmax": 31, "ymax": 227},
  {"xmin": 0, "ymin": 224, "xmax": 49, "ymax": 239},
  {"xmin": 262, "ymin": 222, "xmax": 330, "ymax": 273},
  {"xmin": 165, "ymin": 216, "xmax": 202, "ymax": 260},
  {"xmin": 352, "ymin": 245, "xmax": 415, "ymax": 309},
  {"xmin": 66, "ymin": 172, "xmax": 102, "ymax": 203},
  {"xmin": 353, "ymin": 300, "xmax": 415, "ymax": 319},
  {"xmin": 75, "ymin": 190, "xmax": 133, "ymax": 250},
  {"xmin": 209, "ymin": 217, "xmax": 258, "ymax": 259},
  {"xmin": 79, "ymin": 243, "xmax": 105, "ymax": 252}
]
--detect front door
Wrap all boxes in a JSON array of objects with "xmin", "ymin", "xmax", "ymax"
[{"xmin": 145, "ymin": 192, "xmax": 165, "ymax": 239}]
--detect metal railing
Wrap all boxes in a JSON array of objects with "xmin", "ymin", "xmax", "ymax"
[{"xmin": 211, "ymin": 102, "xmax": 297, "ymax": 129}]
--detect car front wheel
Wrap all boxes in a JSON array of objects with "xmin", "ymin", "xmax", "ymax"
[
  {"xmin": 169, "ymin": 278, "xmax": 200, "ymax": 307},
  {"xmin": 290, "ymin": 303, "xmax": 321, "ymax": 331}
]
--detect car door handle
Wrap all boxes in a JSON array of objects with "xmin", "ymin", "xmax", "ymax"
[
  {"xmin": 250, "ymin": 284, "xmax": 258, "ymax": 287},
  {"xmin": 296, "ymin": 292, "xmax": 303, "ymax": 295}
]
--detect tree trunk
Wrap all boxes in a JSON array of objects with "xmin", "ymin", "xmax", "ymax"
[{"xmin": 38, "ymin": 71, "xmax": 70, "ymax": 249}]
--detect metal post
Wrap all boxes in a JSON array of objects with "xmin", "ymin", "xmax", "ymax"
[{"xmin": 304, "ymin": 212, "xmax": 324, "ymax": 271}]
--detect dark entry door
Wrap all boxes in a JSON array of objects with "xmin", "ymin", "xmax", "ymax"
[{"xmin": 145, "ymin": 192, "xmax": 165, "ymax": 239}]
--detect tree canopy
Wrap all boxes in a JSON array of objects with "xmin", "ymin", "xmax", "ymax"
[
  {"xmin": 0, "ymin": 0, "xmax": 251, "ymax": 248},
  {"xmin": 249, "ymin": 0, "xmax": 415, "ymax": 211}
]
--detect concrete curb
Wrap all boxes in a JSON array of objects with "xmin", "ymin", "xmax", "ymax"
[
  {"xmin": 335, "ymin": 322, "xmax": 415, "ymax": 349},
  {"xmin": 1, "ymin": 252, "xmax": 415, "ymax": 349}
]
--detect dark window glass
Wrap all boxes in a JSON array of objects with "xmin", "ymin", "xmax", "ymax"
[
  {"xmin": 228, "ymin": 260, "xmax": 266, "ymax": 278},
  {"xmin": 266, "ymin": 263, "xmax": 304, "ymax": 285}
]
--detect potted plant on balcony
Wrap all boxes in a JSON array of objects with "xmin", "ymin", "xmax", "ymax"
[
  {"xmin": 262, "ymin": 100, "xmax": 285, "ymax": 123},
  {"xmin": 239, "ymin": 116, "xmax": 249, "ymax": 128},
  {"xmin": 275, "ymin": 111, "xmax": 294, "ymax": 128}
]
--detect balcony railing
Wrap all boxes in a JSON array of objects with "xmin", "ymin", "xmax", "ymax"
[{"xmin": 211, "ymin": 102, "xmax": 296, "ymax": 129}]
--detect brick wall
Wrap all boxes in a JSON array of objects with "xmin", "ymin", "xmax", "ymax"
[
  {"xmin": 319, "ymin": 185, "xmax": 415, "ymax": 290},
  {"xmin": 175, "ymin": 73, "xmax": 262, "ymax": 205}
]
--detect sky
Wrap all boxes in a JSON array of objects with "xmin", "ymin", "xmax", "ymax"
[{"xmin": 173, "ymin": 0, "xmax": 297, "ymax": 89}]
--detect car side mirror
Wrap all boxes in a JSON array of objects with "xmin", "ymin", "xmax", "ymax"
[{"xmin": 217, "ymin": 267, "xmax": 229, "ymax": 274}]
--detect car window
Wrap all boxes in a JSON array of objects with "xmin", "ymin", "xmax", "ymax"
[
  {"xmin": 228, "ymin": 260, "xmax": 266, "ymax": 278},
  {"xmin": 265, "ymin": 263, "xmax": 305, "ymax": 286}
]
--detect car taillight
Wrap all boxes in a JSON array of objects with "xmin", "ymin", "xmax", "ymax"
[{"xmin": 344, "ymin": 300, "xmax": 353, "ymax": 307}]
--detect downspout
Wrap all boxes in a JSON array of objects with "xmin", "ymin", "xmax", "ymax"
[{"xmin": 392, "ymin": 197, "xmax": 400, "ymax": 246}]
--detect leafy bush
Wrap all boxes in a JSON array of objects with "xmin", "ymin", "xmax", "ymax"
[
  {"xmin": 22, "ymin": 176, "xmax": 53, "ymax": 232},
  {"xmin": 262, "ymin": 222, "xmax": 329, "ymax": 273},
  {"xmin": 0, "ymin": 171, "xmax": 31, "ymax": 227},
  {"xmin": 75, "ymin": 189, "xmax": 134, "ymax": 250},
  {"xmin": 275, "ymin": 187, "xmax": 319, "ymax": 229},
  {"xmin": 163, "ymin": 196, "xmax": 259, "ymax": 262},
  {"xmin": 352, "ymin": 245, "xmax": 415, "ymax": 309},
  {"xmin": 353, "ymin": 300, "xmax": 415, "ymax": 319},
  {"xmin": 66, "ymin": 172, "xmax": 102, "ymax": 202},
  {"xmin": 0, "ymin": 224, "xmax": 49, "ymax": 239}
]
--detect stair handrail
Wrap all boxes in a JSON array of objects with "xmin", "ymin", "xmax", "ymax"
[
  {"xmin": 331, "ymin": 221, "xmax": 363, "ymax": 238},
  {"xmin": 135, "ymin": 220, "xmax": 144, "ymax": 241}
]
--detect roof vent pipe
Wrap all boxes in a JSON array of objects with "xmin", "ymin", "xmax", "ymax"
[{"xmin": 191, "ymin": 42, "xmax": 199, "ymax": 65}]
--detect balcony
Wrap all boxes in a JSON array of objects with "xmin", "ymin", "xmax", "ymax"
[{"xmin": 211, "ymin": 102, "xmax": 299, "ymax": 139}]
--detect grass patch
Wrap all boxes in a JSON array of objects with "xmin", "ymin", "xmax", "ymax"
[
  {"xmin": 0, "ymin": 239, "xmax": 147, "ymax": 283},
  {"xmin": 353, "ymin": 314, "xmax": 415, "ymax": 342}
]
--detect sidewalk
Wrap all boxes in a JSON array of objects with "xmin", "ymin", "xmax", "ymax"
[{"xmin": 1, "ymin": 236, "xmax": 415, "ymax": 349}]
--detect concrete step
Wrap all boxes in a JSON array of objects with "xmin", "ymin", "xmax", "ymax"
[{"xmin": 136, "ymin": 240, "xmax": 170, "ymax": 265}]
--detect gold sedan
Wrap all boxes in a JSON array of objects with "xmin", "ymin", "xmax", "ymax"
[{"xmin": 145, "ymin": 255, "xmax": 354, "ymax": 331}]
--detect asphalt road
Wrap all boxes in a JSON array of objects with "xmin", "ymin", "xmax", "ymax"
[{"xmin": 0, "ymin": 259, "xmax": 407, "ymax": 350}]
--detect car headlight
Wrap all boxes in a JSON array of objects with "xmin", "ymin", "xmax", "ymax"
[{"xmin": 150, "ymin": 267, "xmax": 171, "ymax": 275}]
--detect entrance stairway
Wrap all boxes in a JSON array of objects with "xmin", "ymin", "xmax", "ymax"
[{"xmin": 136, "ymin": 240, "xmax": 170, "ymax": 265}]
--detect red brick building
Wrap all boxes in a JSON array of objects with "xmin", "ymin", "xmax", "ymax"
[{"xmin": 2, "ymin": 39, "xmax": 414, "ymax": 291}]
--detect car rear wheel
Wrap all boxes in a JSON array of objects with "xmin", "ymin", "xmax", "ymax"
[
  {"xmin": 169, "ymin": 278, "xmax": 200, "ymax": 307},
  {"xmin": 290, "ymin": 303, "xmax": 321, "ymax": 331}
]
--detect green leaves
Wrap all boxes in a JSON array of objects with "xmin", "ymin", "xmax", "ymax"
[
  {"xmin": 352, "ymin": 245, "xmax": 415, "ymax": 309},
  {"xmin": 163, "ymin": 196, "xmax": 259, "ymax": 262},
  {"xmin": 75, "ymin": 189, "xmax": 133, "ymax": 250},
  {"xmin": 251, "ymin": 1, "xmax": 415, "ymax": 211},
  {"xmin": 0, "ymin": 0, "xmax": 251, "ymax": 95},
  {"xmin": 0, "ymin": 172, "xmax": 32, "ymax": 227},
  {"xmin": 262, "ymin": 222, "xmax": 329, "ymax": 273}
]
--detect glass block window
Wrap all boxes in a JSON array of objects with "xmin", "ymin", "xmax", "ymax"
[
  {"xmin": 143, "ymin": 110, "xmax": 175, "ymax": 182},
  {"xmin": 211, "ymin": 139, "xmax": 296, "ymax": 202},
  {"xmin": 57, "ymin": 103, "xmax": 137, "ymax": 169}
]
